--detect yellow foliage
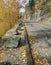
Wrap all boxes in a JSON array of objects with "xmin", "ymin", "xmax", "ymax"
[
  {"xmin": 0, "ymin": 0, "xmax": 5, "ymax": 8},
  {"xmin": 0, "ymin": 0, "xmax": 20, "ymax": 37},
  {"xmin": 0, "ymin": 52, "xmax": 6, "ymax": 58},
  {"xmin": 37, "ymin": 2, "xmax": 43, "ymax": 10},
  {"xmin": 48, "ymin": 1, "xmax": 51, "ymax": 12},
  {"xmin": 0, "ymin": 22, "xmax": 6, "ymax": 36},
  {"xmin": 0, "ymin": 21, "xmax": 10, "ymax": 37}
]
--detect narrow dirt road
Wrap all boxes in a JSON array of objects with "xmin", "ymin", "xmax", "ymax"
[{"xmin": 25, "ymin": 22, "xmax": 51, "ymax": 65}]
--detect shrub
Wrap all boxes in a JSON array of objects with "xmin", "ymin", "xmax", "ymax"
[
  {"xmin": 48, "ymin": 1, "xmax": 51, "ymax": 12},
  {"xmin": 37, "ymin": 2, "xmax": 43, "ymax": 10},
  {"xmin": 0, "ymin": 21, "xmax": 10, "ymax": 37}
]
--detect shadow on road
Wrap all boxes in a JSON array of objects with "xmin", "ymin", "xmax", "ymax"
[{"xmin": 33, "ymin": 30, "xmax": 51, "ymax": 39}]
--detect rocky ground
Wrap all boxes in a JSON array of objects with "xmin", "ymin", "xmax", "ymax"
[
  {"xmin": 0, "ymin": 46, "xmax": 27, "ymax": 65},
  {"xmin": 0, "ymin": 22, "xmax": 33, "ymax": 65},
  {"xmin": 0, "ymin": 20, "xmax": 51, "ymax": 65},
  {"xmin": 0, "ymin": 23, "xmax": 28, "ymax": 65}
]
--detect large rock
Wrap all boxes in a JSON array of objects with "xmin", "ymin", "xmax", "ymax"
[{"xmin": 3, "ymin": 37, "xmax": 21, "ymax": 48}]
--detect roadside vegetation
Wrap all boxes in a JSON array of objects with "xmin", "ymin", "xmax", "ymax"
[
  {"xmin": 37, "ymin": 0, "xmax": 51, "ymax": 12},
  {"xmin": 0, "ymin": 0, "xmax": 20, "ymax": 37},
  {"xmin": 48, "ymin": 1, "xmax": 51, "ymax": 12}
]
